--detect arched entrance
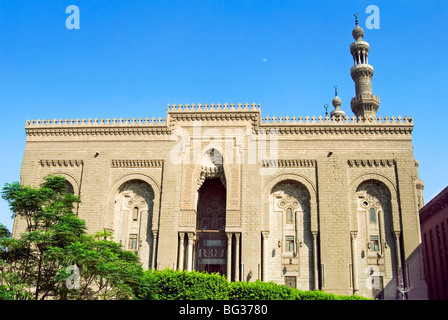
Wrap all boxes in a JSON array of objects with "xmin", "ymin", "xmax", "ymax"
[{"xmin": 196, "ymin": 178, "xmax": 227, "ymax": 275}]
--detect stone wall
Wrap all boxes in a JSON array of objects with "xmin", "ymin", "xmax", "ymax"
[{"xmin": 13, "ymin": 105, "xmax": 427, "ymax": 299}]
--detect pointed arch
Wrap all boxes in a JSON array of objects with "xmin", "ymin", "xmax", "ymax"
[
  {"xmin": 262, "ymin": 173, "xmax": 318, "ymax": 233},
  {"xmin": 192, "ymin": 146, "xmax": 228, "ymax": 215},
  {"xmin": 350, "ymin": 176, "xmax": 400, "ymax": 299},
  {"xmin": 349, "ymin": 173, "xmax": 400, "ymax": 233},
  {"xmin": 262, "ymin": 175, "xmax": 318, "ymax": 289},
  {"xmin": 107, "ymin": 173, "xmax": 161, "ymax": 270},
  {"xmin": 37, "ymin": 172, "xmax": 80, "ymax": 196}
]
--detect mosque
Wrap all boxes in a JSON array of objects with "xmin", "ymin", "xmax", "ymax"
[{"xmin": 14, "ymin": 17, "xmax": 428, "ymax": 299}]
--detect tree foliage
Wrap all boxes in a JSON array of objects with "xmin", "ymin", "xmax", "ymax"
[
  {"xmin": 0, "ymin": 223, "xmax": 11, "ymax": 239},
  {"xmin": 0, "ymin": 175, "xmax": 144, "ymax": 300}
]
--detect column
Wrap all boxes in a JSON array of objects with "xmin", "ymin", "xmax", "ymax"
[
  {"xmin": 151, "ymin": 230, "xmax": 158, "ymax": 270},
  {"xmin": 295, "ymin": 211, "xmax": 300, "ymax": 256},
  {"xmin": 187, "ymin": 232, "xmax": 194, "ymax": 272},
  {"xmin": 312, "ymin": 231, "xmax": 318, "ymax": 290},
  {"xmin": 379, "ymin": 210, "xmax": 389, "ymax": 277},
  {"xmin": 235, "ymin": 233, "xmax": 240, "ymax": 282},
  {"xmin": 178, "ymin": 232, "xmax": 185, "ymax": 271},
  {"xmin": 261, "ymin": 231, "xmax": 269, "ymax": 282},
  {"xmin": 394, "ymin": 231, "xmax": 403, "ymax": 283},
  {"xmin": 227, "ymin": 233, "xmax": 233, "ymax": 281},
  {"xmin": 351, "ymin": 231, "xmax": 359, "ymax": 295}
]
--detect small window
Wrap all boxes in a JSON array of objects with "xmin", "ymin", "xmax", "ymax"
[
  {"xmin": 129, "ymin": 234, "xmax": 138, "ymax": 250},
  {"xmin": 286, "ymin": 236, "xmax": 295, "ymax": 252},
  {"xmin": 369, "ymin": 236, "xmax": 379, "ymax": 252},
  {"xmin": 286, "ymin": 208, "xmax": 293, "ymax": 224},
  {"xmin": 370, "ymin": 208, "xmax": 376, "ymax": 223},
  {"xmin": 133, "ymin": 207, "xmax": 139, "ymax": 221}
]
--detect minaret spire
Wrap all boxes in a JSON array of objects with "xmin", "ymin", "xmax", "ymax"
[
  {"xmin": 350, "ymin": 13, "xmax": 380, "ymax": 120},
  {"xmin": 330, "ymin": 85, "xmax": 345, "ymax": 119}
]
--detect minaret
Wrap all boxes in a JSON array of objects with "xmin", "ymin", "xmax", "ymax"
[
  {"xmin": 350, "ymin": 13, "xmax": 380, "ymax": 120},
  {"xmin": 330, "ymin": 85, "xmax": 346, "ymax": 119}
]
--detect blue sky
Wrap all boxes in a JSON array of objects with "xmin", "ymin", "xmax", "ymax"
[{"xmin": 1, "ymin": 0, "xmax": 447, "ymax": 231}]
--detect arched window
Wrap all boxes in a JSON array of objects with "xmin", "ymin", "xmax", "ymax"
[
  {"xmin": 286, "ymin": 236, "xmax": 295, "ymax": 252},
  {"xmin": 286, "ymin": 208, "xmax": 293, "ymax": 224},
  {"xmin": 65, "ymin": 180, "xmax": 75, "ymax": 195},
  {"xmin": 370, "ymin": 207, "xmax": 376, "ymax": 223},
  {"xmin": 133, "ymin": 207, "xmax": 139, "ymax": 221}
]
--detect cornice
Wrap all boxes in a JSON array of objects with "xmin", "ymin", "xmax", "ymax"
[
  {"xmin": 347, "ymin": 159, "xmax": 395, "ymax": 167},
  {"xmin": 261, "ymin": 159, "xmax": 316, "ymax": 168},
  {"xmin": 26, "ymin": 117, "xmax": 169, "ymax": 137},
  {"xmin": 39, "ymin": 159, "xmax": 84, "ymax": 167},
  {"xmin": 111, "ymin": 159, "xmax": 164, "ymax": 168},
  {"xmin": 26, "ymin": 127, "xmax": 170, "ymax": 137},
  {"xmin": 25, "ymin": 106, "xmax": 414, "ymax": 137}
]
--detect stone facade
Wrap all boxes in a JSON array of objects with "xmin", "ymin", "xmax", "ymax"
[
  {"xmin": 12, "ymin": 20, "xmax": 428, "ymax": 299},
  {"xmin": 419, "ymin": 186, "xmax": 448, "ymax": 299}
]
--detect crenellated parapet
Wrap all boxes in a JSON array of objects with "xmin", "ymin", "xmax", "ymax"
[
  {"xmin": 260, "ymin": 115, "xmax": 412, "ymax": 125},
  {"xmin": 166, "ymin": 102, "xmax": 262, "ymax": 128},
  {"xmin": 167, "ymin": 102, "xmax": 260, "ymax": 112},
  {"xmin": 25, "ymin": 116, "xmax": 169, "ymax": 137},
  {"xmin": 26, "ymin": 117, "xmax": 166, "ymax": 126},
  {"xmin": 259, "ymin": 115, "xmax": 413, "ymax": 135},
  {"xmin": 24, "ymin": 103, "xmax": 414, "ymax": 137}
]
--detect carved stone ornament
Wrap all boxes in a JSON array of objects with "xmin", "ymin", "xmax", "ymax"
[
  {"xmin": 272, "ymin": 181, "xmax": 308, "ymax": 212},
  {"xmin": 116, "ymin": 180, "xmax": 154, "ymax": 211}
]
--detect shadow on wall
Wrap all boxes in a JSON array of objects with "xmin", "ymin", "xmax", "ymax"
[{"xmin": 380, "ymin": 243, "xmax": 428, "ymax": 300}]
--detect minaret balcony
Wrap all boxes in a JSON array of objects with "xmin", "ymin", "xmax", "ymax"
[
  {"xmin": 350, "ymin": 93, "xmax": 380, "ymax": 114},
  {"xmin": 350, "ymin": 64, "xmax": 374, "ymax": 79},
  {"xmin": 350, "ymin": 40, "xmax": 370, "ymax": 54}
]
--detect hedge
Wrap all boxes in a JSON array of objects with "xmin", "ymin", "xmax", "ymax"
[
  {"xmin": 134, "ymin": 269, "xmax": 370, "ymax": 300},
  {"xmin": 136, "ymin": 269, "xmax": 229, "ymax": 300}
]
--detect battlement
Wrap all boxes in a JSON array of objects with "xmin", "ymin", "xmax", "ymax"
[
  {"xmin": 26, "ymin": 100, "xmax": 413, "ymax": 128},
  {"xmin": 167, "ymin": 102, "xmax": 260, "ymax": 112},
  {"xmin": 25, "ymin": 114, "xmax": 413, "ymax": 127},
  {"xmin": 260, "ymin": 115, "xmax": 413, "ymax": 125},
  {"xmin": 25, "ymin": 117, "xmax": 166, "ymax": 127},
  {"xmin": 24, "ymin": 103, "xmax": 414, "ymax": 137}
]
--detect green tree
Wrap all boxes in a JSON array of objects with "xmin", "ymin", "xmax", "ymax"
[
  {"xmin": 0, "ymin": 175, "xmax": 143, "ymax": 300},
  {"xmin": 0, "ymin": 223, "xmax": 11, "ymax": 239},
  {"xmin": 58, "ymin": 230, "xmax": 144, "ymax": 300}
]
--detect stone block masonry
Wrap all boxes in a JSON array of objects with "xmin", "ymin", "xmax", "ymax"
[{"xmin": 13, "ymin": 18, "xmax": 428, "ymax": 299}]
